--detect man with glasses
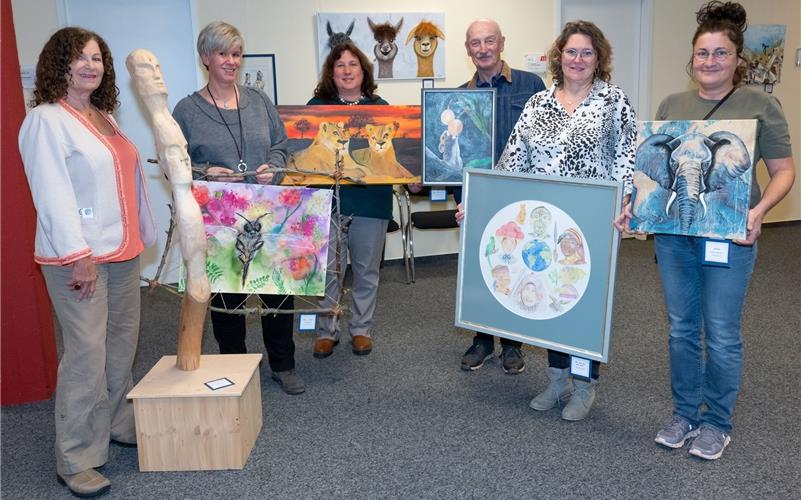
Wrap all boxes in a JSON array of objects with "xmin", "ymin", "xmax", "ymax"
[{"xmin": 457, "ymin": 19, "xmax": 545, "ymax": 374}]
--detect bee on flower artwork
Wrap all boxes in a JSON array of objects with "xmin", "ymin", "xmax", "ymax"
[{"xmin": 186, "ymin": 181, "xmax": 333, "ymax": 295}]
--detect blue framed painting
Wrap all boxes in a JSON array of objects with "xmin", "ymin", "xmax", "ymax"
[
  {"xmin": 422, "ymin": 88, "xmax": 495, "ymax": 185},
  {"xmin": 455, "ymin": 169, "xmax": 622, "ymax": 363},
  {"xmin": 631, "ymin": 119, "xmax": 756, "ymax": 240}
]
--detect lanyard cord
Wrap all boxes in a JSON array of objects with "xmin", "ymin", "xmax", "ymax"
[
  {"xmin": 702, "ymin": 87, "xmax": 736, "ymax": 120},
  {"xmin": 207, "ymin": 85, "xmax": 247, "ymax": 172}
]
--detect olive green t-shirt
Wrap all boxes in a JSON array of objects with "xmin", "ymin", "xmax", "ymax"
[{"xmin": 655, "ymin": 86, "xmax": 793, "ymax": 207}]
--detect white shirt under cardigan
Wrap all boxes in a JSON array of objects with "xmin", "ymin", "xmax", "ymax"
[
  {"xmin": 496, "ymin": 79, "xmax": 636, "ymax": 195},
  {"xmin": 18, "ymin": 101, "xmax": 156, "ymax": 265}
]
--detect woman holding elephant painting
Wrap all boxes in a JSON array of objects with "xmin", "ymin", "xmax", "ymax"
[{"xmin": 616, "ymin": 1, "xmax": 795, "ymax": 460}]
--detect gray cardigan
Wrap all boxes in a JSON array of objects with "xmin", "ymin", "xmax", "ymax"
[{"xmin": 172, "ymin": 85, "xmax": 287, "ymax": 184}]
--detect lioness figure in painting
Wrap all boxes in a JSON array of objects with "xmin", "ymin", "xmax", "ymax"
[
  {"xmin": 288, "ymin": 121, "xmax": 365, "ymax": 178},
  {"xmin": 352, "ymin": 123, "xmax": 413, "ymax": 178}
]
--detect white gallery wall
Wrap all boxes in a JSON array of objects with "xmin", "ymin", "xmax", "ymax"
[{"xmin": 10, "ymin": 0, "xmax": 800, "ymax": 271}]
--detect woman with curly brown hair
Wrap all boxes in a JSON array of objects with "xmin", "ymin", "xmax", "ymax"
[
  {"xmin": 18, "ymin": 27, "xmax": 156, "ymax": 496},
  {"xmin": 457, "ymin": 20, "xmax": 636, "ymax": 421}
]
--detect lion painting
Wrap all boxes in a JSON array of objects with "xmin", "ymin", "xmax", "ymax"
[
  {"xmin": 288, "ymin": 121, "xmax": 365, "ymax": 179},
  {"xmin": 351, "ymin": 123, "xmax": 413, "ymax": 178}
]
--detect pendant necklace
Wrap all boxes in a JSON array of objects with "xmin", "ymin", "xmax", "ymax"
[{"xmin": 207, "ymin": 85, "xmax": 247, "ymax": 172}]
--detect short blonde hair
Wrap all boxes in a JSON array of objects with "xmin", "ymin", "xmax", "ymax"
[{"xmin": 197, "ymin": 21, "xmax": 244, "ymax": 58}]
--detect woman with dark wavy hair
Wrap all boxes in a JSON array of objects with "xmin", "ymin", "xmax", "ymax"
[
  {"xmin": 306, "ymin": 43, "xmax": 390, "ymax": 359},
  {"xmin": 18, "ymin": 27, "xmax": 156, "ymax": 496},
  {"xmin": 628, "ymin": 1, "xmax": 795, "ymax": 460},
  {"xmin": 310, "ymin": 41, "xmax": 381, "ymax": 105}
]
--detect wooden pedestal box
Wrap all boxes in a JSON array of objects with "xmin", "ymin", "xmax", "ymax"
[{"xmin": 127, "ymin": 354, "xmax": 263, "ymax": 471}]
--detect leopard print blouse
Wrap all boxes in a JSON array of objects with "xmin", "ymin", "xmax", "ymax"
[{"xmin": 496, "ymin": 79, "xmax": 636, "ymax": 195}]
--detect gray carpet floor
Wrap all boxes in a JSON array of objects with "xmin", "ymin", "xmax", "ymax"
[{"xmin": 2, "ymin": 225, "xmax": 800, "ymax": 499}]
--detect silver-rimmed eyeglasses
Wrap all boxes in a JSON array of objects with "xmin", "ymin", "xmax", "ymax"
[
  {"xmin": 694, "ymin": 49, "xmax": 734, "ymax": 61},
  {"xmin": 562, "ymin": 48, "xmax": 595, "ymax": 60}
]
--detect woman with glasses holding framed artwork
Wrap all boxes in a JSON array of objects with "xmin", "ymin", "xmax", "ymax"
[
  {"xmin": 616, "ymin": 1, "xmax": 795, "ymax": 460},
  {"xmin": 457, "ymin": 20, "xmax": 636, "ymax": 421}
]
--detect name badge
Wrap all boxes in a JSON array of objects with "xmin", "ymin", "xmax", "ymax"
[
  {"xmin": 703, "ymin": 239, "xmax": 730, "ymax": 268},
  {"xmin": 78, "ymin": 207, "xmax": 94, "ymax": 219},
  {"xmin": 429, "ymin": 189, "xmax": 447, "ymax": 202},
  {"xmin": 570, "ymin": 355, "xmax": 591, "ymax": 380},
  {"xmin": 297, "ymin": 313, "xmax": 317, "ymax": 332}
]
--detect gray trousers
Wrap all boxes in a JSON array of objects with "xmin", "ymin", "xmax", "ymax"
[
  {"xmin": 318, "ymin": 216, "xmax": 388, "ymax": 340},
  {"xmin": 42, "ymin": 257, "xmax": 140, "ymax": 475}
]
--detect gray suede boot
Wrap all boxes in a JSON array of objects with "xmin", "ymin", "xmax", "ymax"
[
  {"xmin": 530, "ymin": 367, "xmax": 573, "ymax": 411},
  {"xmin": 561, "ymin": 378, "xmax": 598, "ymax": 421}
]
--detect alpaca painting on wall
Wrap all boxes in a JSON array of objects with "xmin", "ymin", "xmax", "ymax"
[
  {"xmin": 422, "ymin": 89, "xmax": 496, "ymax": 185},
  {"xmin": 316, "ymin": 12, "xmax": 445, "ymax": 80},
  {"xmin": 630, "ymin": 119, "xmax": 757, "ymax": 240},
  {"xmin": 277, "ymin": 104, "xmax": 422, "ymax": 185},
  {"xmin": 184, "ymin": 181, "xmax": 333, "ymax": 296}
]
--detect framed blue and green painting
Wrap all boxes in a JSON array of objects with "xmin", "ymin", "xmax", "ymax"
[
  {"xmin": 455, "ymin": 169, "xmax": 622, "ymax": 363},
  {"xmin": 421, "ymin": 88, "xmax": 495, "ymax": 185},
  {"xmin": 631, "ymin": 119, "xmax": 757, "ymax": 240}
]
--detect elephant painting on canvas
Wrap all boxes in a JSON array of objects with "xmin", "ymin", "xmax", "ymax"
[{"xmin": 631, "ymin": 120, "xmax": 757, "ymax": 239}]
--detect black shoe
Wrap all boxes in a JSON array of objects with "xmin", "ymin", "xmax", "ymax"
[
  {"xmin": 460, "ymin": 342, "xmax": 494, "ymax": 371},
  {"xmin": 500, "ymin": 346, "xmax": 525, "ymax": 374}
]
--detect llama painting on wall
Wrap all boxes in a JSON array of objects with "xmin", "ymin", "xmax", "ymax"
[
  {"xmin": 316, "ymin": 12, "xmax": 445, "ymax": 80},
  {"xmin": 630, "ymin": 119, "xmax": 757, "ymax": 240},
  {"xmin": 743, "ymin": 24, "xmax": 786, "ymax": 85},
  {"xmin": 422, "ymin": 89, "xmax": 496, "ymax": 185},
  {"xmin": 277, "ymin": 104, "xmax": 421, "ymax": 185},
  {"xmin": 186, "ymin": 181, "xmax": 333, "ymax": 296}
]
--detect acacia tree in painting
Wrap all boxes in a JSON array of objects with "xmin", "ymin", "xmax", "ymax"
[{"xmin": 295, "ymin": 118, "xmax": 312, "ymax": 139}]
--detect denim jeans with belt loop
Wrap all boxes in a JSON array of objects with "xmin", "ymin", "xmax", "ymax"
[{"xmin": 654, "ymin": 234, "xmax": 757, "ymax": 434}]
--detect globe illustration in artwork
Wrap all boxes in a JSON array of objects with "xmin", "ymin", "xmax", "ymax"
[{"xmin": 521, "ymin": 239, "xmax": 552, "ymax": 272}]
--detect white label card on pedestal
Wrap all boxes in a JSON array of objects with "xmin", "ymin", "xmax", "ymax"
[
  {"xmin": 703, "ymin": 239, "xmax": 731, "ymax": 267},
  {"xmin": 204, "ymin": 377, "xmax": 235, "ymax": 391},
  {"xmin": 570, "ymin": 356, "xmax": 591, "ymax": 379},
  {"xmin": 430, "ymin": 189, "xmax": 447, "ymax": 202},
  {"xmin": 298, "ymin": 314, "xmax": 317, "ymax": 332}
]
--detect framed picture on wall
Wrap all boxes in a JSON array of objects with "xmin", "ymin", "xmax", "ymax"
[
  {"xmin": 421, "ymin": 88, "xmax": 495, "ymax": 185},
  {"xmin": 240, "ymin": 54, "xmax": 278, "ymax": 104},
  {"xmin": 315, "ymin": 12, "xmax": 446, "ymax": 80},
  {"xmin": 455, "ymin": 169, "xmax": 622, "ymax": 363}
]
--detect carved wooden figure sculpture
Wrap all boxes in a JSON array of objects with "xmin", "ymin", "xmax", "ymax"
[{"xmin": 126, "ymin": 49, "xmax": 210, "ymax": 371}]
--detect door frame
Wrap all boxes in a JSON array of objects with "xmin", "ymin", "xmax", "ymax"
[{"xmin": 554, "ymin": 0, "xmax": 653, "ymax": 118}]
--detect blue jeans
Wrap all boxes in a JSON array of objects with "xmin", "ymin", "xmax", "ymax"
[{"xmin": 654, "ymin": 235, "xmax": 757, "ymax": 433}]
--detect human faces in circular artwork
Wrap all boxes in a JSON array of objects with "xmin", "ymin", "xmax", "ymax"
[
  {"xmin": 692, "ymin": 32, "xmax": 738, "ymax": 97},
  {"xmin": 333, "ymin": 50, "xmax": 364, "ymax": 98},
  {"xmin": 520, "ymin": 281, "xmax": 543, "ymax": 307},
  {"xmin": 67, "ymin": 39, "xmax": 104, "ymax": 98},
  {"xmin": 530, "ymin": 206, "xmax": 552, "ymax": 237},
  {"xmin": 501, "ymin": 235, "xmax": 517, "ymax": 254},
  {"xmin": 559, "ymin": 233, "xmax": 579, "ymax": 256},
  {"xmin": 201, "ymin": 45, "xmax": 242, "ymax": 86},
  {"xmin": 560, "ymin": 33, "xmax": 597, "ymax": 87}
]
